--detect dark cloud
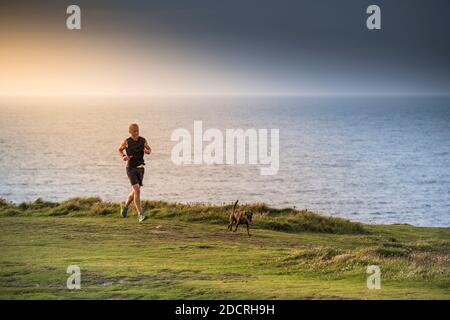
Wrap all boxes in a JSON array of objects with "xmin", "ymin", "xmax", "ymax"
[{"xmin": 1, "ymin": 0, "xmax": 449, "ymax": 95}]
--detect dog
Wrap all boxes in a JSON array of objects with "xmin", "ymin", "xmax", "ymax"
[{"xmin": 227, "ymin": 200, "xmax": 253, "ymax": 237}]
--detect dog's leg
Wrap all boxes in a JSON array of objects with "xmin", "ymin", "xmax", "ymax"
[
  {"xmin": 233, "ymin": 223, "xmax": 239, "ymax": 232},
  {"xmin": 227, "ymin": 215, "xmax": 233, "ymax": 230},
  {"xmin": 228, "ymin": 216, "xmax": 236, "ymax": 231},
  {"xmin": 246, "ymin": 223, "xmax": 251, "ymax": 237}
]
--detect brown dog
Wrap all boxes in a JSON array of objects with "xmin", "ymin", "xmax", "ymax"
[{"xmin": 227, "ymin": 200, "xmax": 253, "ymax": 237}]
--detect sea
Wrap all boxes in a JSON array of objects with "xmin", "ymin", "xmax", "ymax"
[{"xmin": 0, "ymin": 96, "xmax": 449, "ymax": 226}]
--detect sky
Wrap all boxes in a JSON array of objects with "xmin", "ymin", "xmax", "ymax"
[{"xmin": 0, "ymin": 0, "xmax": 449, "ymax": 96}]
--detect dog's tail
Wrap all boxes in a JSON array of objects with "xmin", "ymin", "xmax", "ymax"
[{"xmin": 232, "ymin": 200, "xmax": 239, "ymax": 215}]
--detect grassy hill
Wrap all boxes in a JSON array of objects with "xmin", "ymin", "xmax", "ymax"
[{"xmin": 0, "ymin": 197, "xmax": 449, "ymax": 299}]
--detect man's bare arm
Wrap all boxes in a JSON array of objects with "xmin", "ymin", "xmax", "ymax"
[
  {"xmin": 144, "ymin": 140, "xmax": 152, "ymax": 155},
  {"xmin": 118, "ymin": 139, "xmax": 130, "ymax": 160}
]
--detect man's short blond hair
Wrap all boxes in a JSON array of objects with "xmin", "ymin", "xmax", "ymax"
[{"xmin": 129, "ymin": 123, "xmax": 139, "ymax": 132}]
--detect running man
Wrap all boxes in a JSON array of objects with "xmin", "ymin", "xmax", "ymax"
[{"xmin": 118, "ymin": 123, "xmax": 151, "ymax": 222}]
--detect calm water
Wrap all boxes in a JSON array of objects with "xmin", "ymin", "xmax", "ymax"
[{"xmin": 0, "ymin": 96, "xmax": 449, "ymax": 226}]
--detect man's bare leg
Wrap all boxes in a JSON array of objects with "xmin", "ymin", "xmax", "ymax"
[
  {"xmin": 132, "ymin": 184, "xmax": 146, "ymax": 221},
  {"xmin": 120, "ymin": 190, "xmax": 134, "ymax": 218},
  {"xmin": 125, "ymin": 190, "xmax": 134, "ymax": 208}
]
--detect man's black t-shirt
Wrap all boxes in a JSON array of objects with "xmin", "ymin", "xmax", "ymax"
[{"xmin": 126, "ymin": 136, "xmax": 146, "ymax": 168}]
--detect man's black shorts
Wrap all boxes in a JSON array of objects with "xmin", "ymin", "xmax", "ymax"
[{"xmin": 126, "ymin": 167, "xmax": 145, "ymax": 186}]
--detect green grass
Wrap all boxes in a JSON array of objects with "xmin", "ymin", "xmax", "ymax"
[{"xmin": 0, "ymin": 198, "xmax": 449, "ymax": 299}]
